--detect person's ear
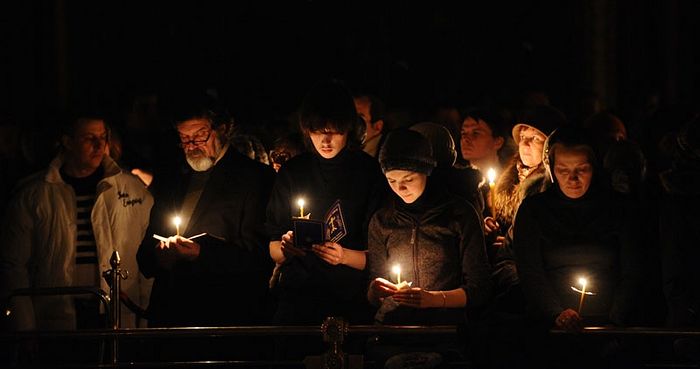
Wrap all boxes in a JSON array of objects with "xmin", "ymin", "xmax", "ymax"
[
  {"xmin": 374, "ymin": 119, "xmax": 384, "ymax": 133},
  {"xmin": 493, "ymin": 136, "xmax": 504, "ymax": 151},
  {"xmin": 216, "ymin": 123, "xmax": 232, "ymax": 138},
  {"xmin": 60, "ymin": 134, "xmax": 72, "ymax": 151}
]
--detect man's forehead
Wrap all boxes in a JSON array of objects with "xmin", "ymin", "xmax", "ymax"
[
  {"xmin": 354, "ymin": 98, "xmax": 371, "ymax": 114},
  {"xmin": 177, "ymin": 118, "xmax": 212, "ymax": 134}
]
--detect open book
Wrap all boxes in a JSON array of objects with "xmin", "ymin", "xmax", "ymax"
[{"xmin": 293, "ymin": 200, "xmax": 347, "ymax": 249}]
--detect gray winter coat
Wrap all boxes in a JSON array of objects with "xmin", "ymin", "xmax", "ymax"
[{"xmin": 367, "ymin": 185, "xmax": 492, "ymax": 324}]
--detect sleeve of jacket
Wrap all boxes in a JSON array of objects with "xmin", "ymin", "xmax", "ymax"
[
  {"xmin": 0, "ymin": 188, "xmax": 37, "ymax": 330},
  {"xmin": 361, "ymin": 166, "xmax": 388, "ymax": 252},
  {"xmin": 137, "ymin": 175, "xmax": 175, "ymax": 280},
  {"xmin": 610, "ymin": 197, "xmax": 644, "ymax": 325},
  {"xmin": 265, "ymin": 166, "xmax": 294, "ymax": 242},
  {"xmin": 512, "ymin": 198, "xmax": 563, "ymax": 320},
  {"xmin": 661, "ymin": 194, "xmax": 697, "ymax": 326},
  {"xmin": 459, "ymin": 204, "xmax": 493, "ymax": 309},
  {"xmin": 367, "ymin": 213, "xmax": 388, "ymax": 283},
  {"xmin": 195, "ymin": 165, "xmax": 275, "ymax": 277},
  {"xmin": 137, "ymin": 208, "xmax": 161, "ymax": 279}
]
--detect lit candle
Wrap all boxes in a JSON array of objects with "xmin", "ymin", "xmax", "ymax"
[
  {"xmin": 487, "ymin": 168, "xmax": 497, "ymax": 217},
  {"xmin": 577, "ymin": 277, "xmax": 587, "ymax": 314},
  {"xmin": 173, "ymin": 216, "xmax": 182, "ymax": 237},
  {"xmin": 297, "ymin": 198, "xmax": 305, "ymax": 218},
  {"xmin": 392, "ymin": 264, "xmax": 401, "ymax": 284},
  {"xmin": 487, "ymin": 168, "xmax": 497, "ymax": 188}
]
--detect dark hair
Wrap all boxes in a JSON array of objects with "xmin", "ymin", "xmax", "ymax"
[
  {"xmin": 298, "ymin": 80, "xmax": 362, "ymax": 148},
  {"xmin": 462, "ymin": 108, "xmax": 508, "ymax": 139},
  {"xmin": 354, "ymin": 93, "xmax": 387, "ymax": 123},
  {"xmin": 271, "ymin": 132, "xmax": 304, "ymax": 157},
  {"xmin": 164, "ymin": 90, "xmax": 233, "ymax": 130},
  {"xmin": 584, "ymin": 111, "xmax": 627, "ymax": 140},
  {"xmin": 59, "ymin": 109, "xmax": 111, "ymax": 139}
]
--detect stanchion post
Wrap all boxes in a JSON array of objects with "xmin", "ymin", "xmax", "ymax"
[
  {"xmin": 321, "ymin": 317, "xmax": 348, "ymax": 369},
  {"xmin": 102, "ymin": 250, "xmax": 128, "ymax": 365}
]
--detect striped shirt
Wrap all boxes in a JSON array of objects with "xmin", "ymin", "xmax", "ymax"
[{"xmin": 61, "ymin": 166, "xmax": 103, "ymax": 287}]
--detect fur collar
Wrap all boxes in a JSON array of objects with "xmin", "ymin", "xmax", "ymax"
[{"xmin": 492, "ymin": 156, "xmax": 547, "ymax": 227}]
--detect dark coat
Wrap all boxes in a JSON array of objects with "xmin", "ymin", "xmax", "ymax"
[
  {"xmin": 487, "ymin": 157, "xmax": 548, "ymax": 295},
  {"xmin": 265, "ymin": 148, "xmax": 386, "ymax": 323},
  {"xmin": 513, "ymin": 185, "xmax": 642, "ymax": 325},
  {"xmin": 137, "ymin": 148, "xmax": 275, "ymax": 327},
  {"xmin": 367, "ymin": 182, "xmax": 493, "ymax": 325},
  {"xmin": 660, "ymin": 163, "xmax": 700, "ymax": 327}
]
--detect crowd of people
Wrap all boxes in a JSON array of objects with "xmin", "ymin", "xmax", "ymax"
[{"xmin": 0, "ymin": 80, "xmax": 699, "ymax": 368}]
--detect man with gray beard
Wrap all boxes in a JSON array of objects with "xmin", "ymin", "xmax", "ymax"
[{"xmin": 137, "ymin": 93, "xmax": 275, "ymax": 334}]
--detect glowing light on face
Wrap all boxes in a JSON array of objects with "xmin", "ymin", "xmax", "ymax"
[
  {"xmin": 518, "ymin": 126, "xmax": 546, "ymax": 167},
  {"xmin": 386, "ymin": 170, "xmax": 428, "ymax": 204},
  {"xmin": 308, "ymin": 130, "xmax": 348, "ymax": 159},
  {"xmin": 553, "ymin": 146, "xmax": 594, "ymax": 199}
]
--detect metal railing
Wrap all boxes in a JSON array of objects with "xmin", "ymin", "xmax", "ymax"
[
  {"xmin": 0, "ymin": 322, "xmax": 459, "ymax": 369},
  {"xmin": 2, "ymin": 323, "xmax": 700, "ymax": 368},
  {"xmin": 2, "ymin": 253, "xmax": 699, "ymax": 368},
  {"xmin": 550, "ymin": 326, "xmax": 700, "ymax": 337}
]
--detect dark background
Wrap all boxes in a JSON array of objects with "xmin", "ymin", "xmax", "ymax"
[{"xmin": 1, "ymin": 1, "xmax": 699, "ymax": 130}]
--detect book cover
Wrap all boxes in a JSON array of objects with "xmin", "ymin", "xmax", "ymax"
[{"xmin": 292, "ymin": 199, "xmax": 347, "ymax": 248}]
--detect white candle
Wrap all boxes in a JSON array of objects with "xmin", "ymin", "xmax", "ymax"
[
  {"xmin": 577, "ymin": 277, "xmax": 588, "ymax": 314},
  {"xmin": 487, "ymin": 168, "xmax": 497, "ymax": 188},
  {"xmin": 297, "ymin": 198, "xmax": 305, "ymax": 218},
  {"xmin": 487, "ymin": 168, "xmax": 497, "ymax": 217},
  {"xmin": 392, "ymin": 264, "xmax": 402, "ymax": 284},
  {"xmin": 173, "ymin": 216, "xmax": 182, "ymax": 237}
]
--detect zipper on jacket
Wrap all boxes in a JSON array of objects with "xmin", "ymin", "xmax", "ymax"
[{"xmin": 411, "ymin": 224, "xmax": 420, "ymax": 287}]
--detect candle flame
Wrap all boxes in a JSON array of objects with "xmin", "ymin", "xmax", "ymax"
[
  {"xmin": 487, "ymin": 168, "xmax": 497, "ymax": 185},
  {"xmin": 392, "ymin": 264, "xmax": 401, "ymax": 275},
  {"xmin": 173, "ymin": 216, "xmax": 182, "ymax": 227},
  {"xmin": 297, "ymin": 198, "xmax": 305, "ymax": 208},
  {"xmin": 578, "ymin": 277, "xmax": 587, "ymax": 288}
]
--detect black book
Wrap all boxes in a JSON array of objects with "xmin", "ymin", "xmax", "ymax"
[{"xmin": 293, "ymin": 200, "xmax": 347, "ymax": 249}]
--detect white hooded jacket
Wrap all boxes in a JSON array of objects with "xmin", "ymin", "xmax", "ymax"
[{"xmin": 0, "ymin": 154, "xmax": 153, "ymax": 329}]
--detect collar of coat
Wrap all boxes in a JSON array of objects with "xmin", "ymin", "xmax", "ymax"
[{"xmin": 45, "ymin": 154, "xmax": 122, "ymax": 185}]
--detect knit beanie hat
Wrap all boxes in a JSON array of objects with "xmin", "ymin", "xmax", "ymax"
[
  {"xmin": 409, "ymin": 122, "xmax": 457, "ymax": 168},
  {"xmin": 512, "ymin": 105, "xmax": 567, "ymax": 143},
  {"xmin": 379, "ymin": 129, "xmax": 437, "ymax": 175}
]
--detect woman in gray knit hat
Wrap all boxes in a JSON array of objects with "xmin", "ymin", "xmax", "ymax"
[{"xmin": 366, "ymin": 129, "xmax": 492, "ymax": 368}]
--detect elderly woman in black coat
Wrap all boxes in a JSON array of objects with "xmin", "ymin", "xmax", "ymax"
[{"xmin": 512, "ymin": 126, "xmax": 643, "ymax": 368}]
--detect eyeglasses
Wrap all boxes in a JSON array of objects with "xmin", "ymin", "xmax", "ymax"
[{"xmin": 178, "ymin": 129, "xmax": 212, "ymax": 148}]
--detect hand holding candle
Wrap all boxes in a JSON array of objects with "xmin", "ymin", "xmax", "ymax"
[
  {"xmin": 392, "ymin": 264, "xmax": 411, "ymax": 290},
  {"xmin": 570, "ymin": 276, "xmax": 596, "ymax": 315}
]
